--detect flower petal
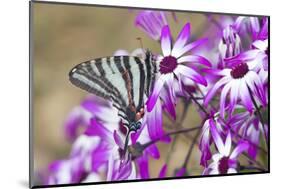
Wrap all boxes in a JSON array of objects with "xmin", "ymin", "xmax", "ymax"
[
  {"xmin": 85, "ymin": 118, "xmax": 112, "ymax": 139},
  {"xmin": 147, "ymin": 98, "xmax": 164, "ymax": 141},
  {"xmin": 250, "ymin": 17, "xmax": 260, "ymax": 39},
  {"xmin": 161, "ymin": 86, "xmax": 176, "ymax": 119},
  {"xmin": 252, "ymin": 74, "xmax": 267, "ymax": 105},
  {"xmin": 225, "ymin": 49, "xmax": 260, "ymax": 63},
  {"xmin": 175, "ymin": 38, "xmax": 208, "ymax": 58},
  {"xmin": 81, "ymin": 97, "xmax": 119, "ymax": 123},
  {"xmin": 64, "ymin": 107, "xmax": 88, "ymax": 141},
  {"xmin": 202, "ymin": 68, "xmax": 231, "ymax": 76},
  {"xmin": 172, "ymin": 23, "xmax": 190, "ymax": 57},
  {"xmin": 210, "ymin": 119, "xmax": 225, "ymax": 155},
  {"xmin": 106, "ymin": 153, "xmax": 114, "ymax": 181},
  {"xmin": 220, "ymin": 82, "xmax": 232, "ymax": 118},
  {"xmin": 158, "ymin": 164, "xmax": 168, "ymax": 178},
  {"xmin": 113, "ymin": 130, "xmax": 124, "ymax": 149},
  {"xmin": 146, "ymin": 76, "xmax": 165, "ymax": 112},
  {"xmin": 239, "ymin": 80, "xmax": 254, "ymax": 112},
  {"xmin": 135, "ymin": 11, "xmax": 167, "ymax": 40},
  {"xmin": 227, "ymin": 168, "xmax": 237, "ymax": 174},
  {"xmin": 71, "ymin": 135, "xmax": 100, "ymax": 157},
  {"xmin": 229, "ymin": 79, "xmax": 241, "ymax": 114},
  {"xmin": 247, "ymin": 126, "xmax": 260, "ymax": 159},
  {"xmin": 252, "ymin": 39, "xmax": 268, "ymax": 51},
  {"xmin": 204, "ymin": 76, "xmax": 231, "ymax": 106},
  {"xmin": 247, "ymin": 57, "xmax": 263, "ymax": 71},
  {"xmin": 230, "ymin": 141, "xmax": 249, "ymax": 159},
  {"xmin": 116, "ymin": 161, "xmax": 134, "ymax": 180},
  {"xmin": 224, "ymin": 132, "xmax": 232, "ymax": 156},
  {"xmin": 209, "ymin": 169, "xmax": 219, "ymax": 175},
  {"xmin": 126, "ymin": 163, "xmax": 137, "ymax": 180},
  {"xmin": 212, "ymin": 153, "xmax": 223, "ymax": 162},
  {"xmin": 82, "ymin": 173, "xmax": 102, "ymax": 182},
  {"xmin": 245, "ymin": 71, "xmax": 266, "ymax": 106},
  {"xmin": 258, "ymin": 18, "xmax": 268, "ymax": 39},
  {"xmin": 176, "ymin": 167, "xmax": 186, "ymax": 177},
  {"xmin": 91, "ymin": 144, "xmax": 111, "ymax": 172},
  {"xmin": 146, "ymin": 144, "xmax": 160, "ymax": 159},
  {"xmin": 175, "ymin": 65, "xmax": 207, "ymax": 86},
  {"xmin": 161, "ymin": 25, "xmax": 172, "ymax": 56},
  {"xmin": 165, "ymin": 73, "xmax": 175, "ymax": 100},
  {"xmin": 136, "ymin": 155, "xmax": 150, "ymax": 179},
  {"xmin": 199, "ymin": 120, "xmax": 212, "ymax": 166},
  {"xmin": 177, "ymin": 55, "xmax": 212, "ymax": 67},
  {"xmin": 233, "ymin": 16, "xmax": 246, "ymax": 31}
]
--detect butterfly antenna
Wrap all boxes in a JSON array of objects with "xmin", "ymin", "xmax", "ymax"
[{"xmin": 136, "ymin": 37, "xmax": 145, "ymax": 54}]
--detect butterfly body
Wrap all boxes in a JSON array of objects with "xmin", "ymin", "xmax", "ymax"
[{"xmin": 69, "ymin": 50, "xmax": 157, "ymax": 132}]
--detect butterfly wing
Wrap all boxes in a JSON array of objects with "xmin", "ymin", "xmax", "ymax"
[{"xmin": 69, "ymin": 53, "xmax": 156, "ymax": 128}]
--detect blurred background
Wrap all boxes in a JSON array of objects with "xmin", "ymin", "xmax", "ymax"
[{"xmin": 32, "ymin": 2, "xmax": 237, "ymax": 181}]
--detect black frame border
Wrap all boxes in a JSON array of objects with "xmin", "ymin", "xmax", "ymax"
[{"xmin": 29, "ymin": 0, "xmax": 270, "ymax": 188}]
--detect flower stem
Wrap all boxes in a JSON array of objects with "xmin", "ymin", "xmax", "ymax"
[
  {"xmin": 185, "ymin": 89, "xmax": 209, "ymax": 117},
  {"xmin": 141, "ymin": 126, "xmax": 202, "ymax": 150},
  {"xmin": 181, "ymin": 128, "xmax": 201, "ymax": 169},
  {"xmin": 240, "ymin": 147, "xmax": 267, "ymax": 170},
  {"xmin": 165, "ymin": 105, "xmax": 196, "ymax": 167},
  {"xmin": 179, "ymin": 97, "xmax": 191, "ymax": 122},
  {"xmin": 240, "ymin": 165, "xmax": 267, "ymax": 172},
  {"xmin": 165, "ymin": 135, "xmax": 178, "ymax": 164}
]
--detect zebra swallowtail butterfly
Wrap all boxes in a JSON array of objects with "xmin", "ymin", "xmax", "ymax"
[{"xmin": 69, "ymin": 50, "xmax": 157, "ymax": 134}]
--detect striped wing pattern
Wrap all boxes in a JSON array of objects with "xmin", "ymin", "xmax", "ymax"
[{"xmin": 69, "ymin": 51, "xmax": 157, "ymax": 128}]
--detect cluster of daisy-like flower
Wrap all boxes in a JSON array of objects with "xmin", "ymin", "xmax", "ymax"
[{"xmin": 42, "ymin": 11, "xmax": 268, "ymax": 184}]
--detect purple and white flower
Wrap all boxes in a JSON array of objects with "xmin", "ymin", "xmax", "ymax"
[
  {"xmin": 204, "ymin": 50, "xmax": 267, "ymax": 117},
  {"xmin": 46, "ymin": 135, "xmax": 100, "ymax": 184},
  {"xmin": 199, "ymin": 114, "xmax": 225, "ymax": 167},
  {"xmin": 135, "ymin": 11, "xmax": 168, "ymax": 41},
  {"xmin": 204, "ymin": 123, "xmax": 249, "ymax": 175},
  {"xmin": 240, "ymin": 16, "xmax": 268, "ymax": 41},
  {"xmin": 218, "ymin": 23, "xmax": 242, "ymax": 62},
  {"xmin": 64, "ymin": 95, "xmax": 120, "ymax": 141},
  {"xmin": 227, "ymin": 107, "xmax": 268, "ymax": 159},
  {"xmin": 42, "ymin": 13, "xmax": 269, "ymax": 184},
  {"xmin": 146, "ymin": 23, "xmax": 211, "ymax": 112}
]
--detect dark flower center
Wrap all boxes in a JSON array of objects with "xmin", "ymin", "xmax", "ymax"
[
  {"xmin": 218, "ymin": 156, "xmax": 229, "ymax": 174},
  {"xmin": 230, "ymin": 62, "xmax": 249, "ymax": 79},
  {"xmin": 159, "ymin": 55, "xmax": 178, "ymax": 74}
]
